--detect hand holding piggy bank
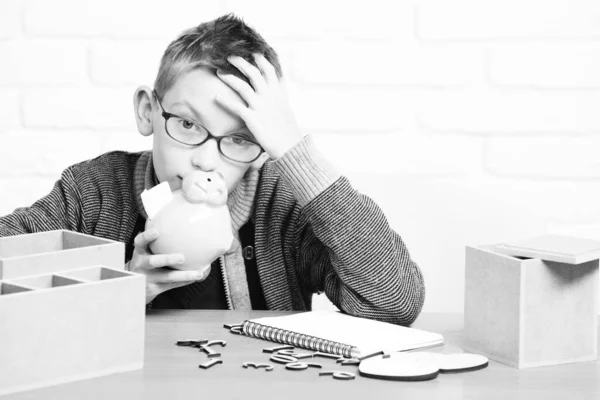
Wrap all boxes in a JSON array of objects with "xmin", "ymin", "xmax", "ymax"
[{"xmin": 144, "ymin": 171, "xmax": 233, "ymax": 272}]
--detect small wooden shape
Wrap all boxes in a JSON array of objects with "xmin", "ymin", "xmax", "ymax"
[
  {"xmin": 204, "ymin": 339, "xmax": 227, "ymax": 347},
  {"xmin": 223, "ymin": 323, "xmax": 242, "ymax": 330},
  {"xmin": 277, "ymin": 349, "xmax": 314, "ymax": 359},
  {"xmin": 439, "ymin": 354, "xmax": 488, "ymax": 373},
  {"xmin": 314, "ymin": 352, "xmax": 340, "ymax": 359},
  {"xmin": 229, "ymin": 326, "xmax": 243, "ymax": 335},
  {"xmin": 319, "ymin": 371, "xmax": 356, "ymax": 380},
  {"xmin": 242, "ymin": 362, "xmax": 273, "ymax": 371},
  {"xmin": 285, "ymin": 362, "xmax": 322, "ymax": 371},
  {"xmin": 262, "ymin": 345, "xmax": 294, "ymax": 353},
  {"xmin": 270, "ymin": 355, "xmax": 299, "ymax": 364},
  {"xmin": 0, "ymin": 230, "xmax": 124, "ymax": 279},
  {"xmin": 358, "ymin": 353, "xmax": 439, "ymax": 381},
  {"xmin": 199, "ymin": 359, "xmax": 223, "ymax": 369},
  {"xmin": 339, "ymin": 358, "xmax": 361, "ymax": 366},
  {"xmin": 465, "ymin": 244, "xmax": 599, "ymax": 368},
  {"xmin": 0, "ymin": 266, "xmax": 145, "ymax": 396},
  {"xmin": 176, "ymin": 339, "xmax": 208, "ymax": 347},
  {"xmin": 199, "ymin": 339, "xmax": 226, "ymax": 357}
]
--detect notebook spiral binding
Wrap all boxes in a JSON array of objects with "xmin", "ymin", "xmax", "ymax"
[{"xmin": 242, "ymin": 321, "xmax": 356, "ymax": 358}]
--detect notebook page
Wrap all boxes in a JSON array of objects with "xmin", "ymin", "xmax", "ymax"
[{"xmin": 248, "ymin": 311, "xmax": 443, "ymax": 357}]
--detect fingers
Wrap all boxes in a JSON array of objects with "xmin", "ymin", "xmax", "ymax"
[
  {"xmin": 214, "ymin": 94, "xmax": 250, "ymax": 122},
  {"xmin": 147, "ymin": 253, "xmax": 185, "ymax": 269},
  {"xmin": 133, "ymin": 228, "xmax": 159, "ymax": 251},
  {"xmin": 157, "ymin": 280, "xmax": 199, "ymax": 292},
  {"xmin": 152, "ymin": 266, "xmax": 211, "ymax": 284},
  {"xmin": 227, "ymin": 55, "xmax": 267, "ymax": 93},
  {"xmin": 216, "ymin": 70, "xmax": 255, "ymax": 106},
  {"xmin": 253, "ymin": 53, "xmax": 278, "ymax": 84}
]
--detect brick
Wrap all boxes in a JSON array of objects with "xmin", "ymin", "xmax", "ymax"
[
  {"xmin": 418, "ymin": 0, "xmax": 600, "ymax": 41},
  {"xmin": 291, "ymin": 42, "xmax": 484, "ymax": 86},
  {"xmin": 0, "ymin": 0, "xmax": 21, "ymax": 39},
  {"xmin": 225, "ymin": 0, "xmax": 415, "ymax": 40},
  {"xmin": 420, "ymin": 90, "xmax": 600, "ymax": 133},
  {"xmin": 24, "ymin": 0, "xmax": 221, "ymax": 38},
  {"xmin": 449, "ymin": 178, "xmax": 600, "ymax": 224},
  {"xmin": 485, "ymin": 136, "xmax": 600, "ymax": 179},
  {"xmin": 0, "ymin": 130, "xmax": 104, "ymax": 177},
  {"xmin": 0, "ymin": 40, "xmax": 86, "ymax": 85},
  {"xmin": 90, "ymin": 40, "xmax": 169, "ymax": 86},
  {"xmin": 0, "ymin": 177, "xmax": 59, "ymax": 216},
  {"xmin": 289, "ymin": 85, "xmax": 420, "ymax": 132},
  {"xmin": 490, "ymin": 43, "xmax": 600, "ymax": 88},
  {"xmin": 22, "ymin": 88, "xmax": 137, "ymax": 129},
  {"xmin": 311, "ymin": 131, "xmax": 483, "ymax": 176},
  {"xmin": 0, "ymin": 90, "xmax": 20, "ymax": 132},
  {"xmin": 90, "ymin": 38, "xmax": 294, "ymax": 87}
]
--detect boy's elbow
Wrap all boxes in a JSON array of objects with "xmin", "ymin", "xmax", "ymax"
[
  {"xmin": 377, "ymin": 276, "xmax": 426, "ymax": 326},
  {"xmin": 353, "ymin": 282, "xmax": 425, "ymax": 327}
]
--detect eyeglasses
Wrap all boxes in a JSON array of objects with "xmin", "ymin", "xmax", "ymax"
[{"xmin": 152, "ymin": 90, "xmax": 264, "ymax": 163}]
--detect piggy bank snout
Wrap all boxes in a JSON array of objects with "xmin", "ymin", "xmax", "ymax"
[
  {"xmin": 145, "ymin": 194, "xmax": 233, "ymax": 271},
  {"xmin": 182, "ymin": 171, "xmax": 228, "ymax": 205}
]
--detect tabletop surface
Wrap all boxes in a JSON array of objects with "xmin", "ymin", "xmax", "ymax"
[{"xmin": 4, "ymin": 311, "xmax": 599, "ymax": 400}]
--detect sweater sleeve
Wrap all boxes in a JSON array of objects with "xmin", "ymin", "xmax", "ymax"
[
  {"xmin": 272, "ymin": 136, "xmax": 425, "ymax": 326},
  {"xmin": 0, "ymin": 167, "xmax": 85, "ymax": 237}
]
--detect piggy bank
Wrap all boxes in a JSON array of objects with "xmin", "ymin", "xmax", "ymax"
[{"xmin": 145, "ymin": 171, "xmax": 233, "ymax": 272}]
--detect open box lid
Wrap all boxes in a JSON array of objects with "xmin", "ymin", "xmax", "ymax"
[{"xmin": 493, "ymin": 234, "xmax": 600, "ymax": 264}]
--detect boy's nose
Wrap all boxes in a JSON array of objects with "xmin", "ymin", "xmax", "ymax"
[{"xmin": 191, "ymin": 138, "xmax": 220, "ymax": 171}]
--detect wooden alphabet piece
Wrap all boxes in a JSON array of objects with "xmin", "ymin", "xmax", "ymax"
[
  {"xmin": 319, "ymin": 371, "xmax": 356, "ymax": 380},
  {"xmin": 243, "ymin": 362, "xmax": 274, "ymax": 371},
  {"xmin": 199, "ymin": 359, "xmax": 223, "ymax": 369}
]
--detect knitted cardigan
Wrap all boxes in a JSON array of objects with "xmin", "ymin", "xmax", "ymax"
[{"xmin": 0, "ymin": 139, "xmax": 425, "ymax": 326}]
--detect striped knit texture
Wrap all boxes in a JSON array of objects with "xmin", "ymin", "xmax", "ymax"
[
  {"xmin": 273, "ymin": 135, "xmax": 341, "ymax": 207},
  {"xmin": 0, "ymin": 151, "xmax": 426, "ymax": 326}
]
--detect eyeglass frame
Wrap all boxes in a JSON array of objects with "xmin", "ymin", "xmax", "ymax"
[{"xmin": 152, "ymin": 90, "xmax": 264, "ymax": 163}]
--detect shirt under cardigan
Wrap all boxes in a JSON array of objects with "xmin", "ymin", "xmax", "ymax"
[{"xmin": 0, "ymin": 139, "xmax": 426, "ymax": 326}]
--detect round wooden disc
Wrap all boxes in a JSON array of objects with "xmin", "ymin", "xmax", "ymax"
[
  {"xmin": 439, "ymin": 353, "xmax": 489, "ymax": 373},
  {"xmin": 358, "ymin": 352, "xmax": 440, "ymax": 381}
]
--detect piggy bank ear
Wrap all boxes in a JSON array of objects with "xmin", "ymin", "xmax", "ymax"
[{"xmin": 207, "ymin": 185, "xmax": 228, "ymax": 206}]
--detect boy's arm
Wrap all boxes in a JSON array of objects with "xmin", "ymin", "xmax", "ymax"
[
  {"xmin": 273, "ymin": 136, "xmax": 425, "ymax": 326},
  {"xmin": 0, "ymin": 168, "xmax": 84, "ymax": 236}
]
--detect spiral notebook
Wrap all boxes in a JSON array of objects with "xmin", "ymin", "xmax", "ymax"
[{"xmin": 241, "ymin": 311, "xmax": 444, "ymax": 359}]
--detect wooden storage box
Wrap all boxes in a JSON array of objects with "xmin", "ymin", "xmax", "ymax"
[
  {"xmin": 0, "ymin": 230, "xmax": 124, "ymax": 279},
  {"xmin": 0, "ymin": 265, "xmax": 145, "ymax": 395},
  {"xmin": 464, "ymin": 244, "xmax": 598, "ymax": 368}
]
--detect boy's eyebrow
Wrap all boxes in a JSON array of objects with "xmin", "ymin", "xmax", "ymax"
[{"xmin": 170, "ymin": 100, "xmax": 247, "ymax": 134}]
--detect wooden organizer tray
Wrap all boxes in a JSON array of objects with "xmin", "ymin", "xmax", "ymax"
[
  {"xmin": 0, "ymin": 230, "xmax": 145, "ymax": 396},
  {"xmin": 0, "ymin": 230, "xmax": 124, "ymax": 279}
]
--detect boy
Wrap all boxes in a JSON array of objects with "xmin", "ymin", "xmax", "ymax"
[{"xmin": 0, "ymin": 14, "xmax": 425, "ymax": 325}]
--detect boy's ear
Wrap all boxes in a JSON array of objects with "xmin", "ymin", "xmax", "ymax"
[{"xmin": 133, "ymin": 86, "xmax": 155, "ymax": 137}]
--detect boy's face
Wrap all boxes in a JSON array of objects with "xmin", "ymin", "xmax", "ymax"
[{"xmin": 150, "ymin": 67, "xmax": 255, "ymax": 193}]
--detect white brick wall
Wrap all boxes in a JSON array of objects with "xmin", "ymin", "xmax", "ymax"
[{"xmin": 2, "ymin": 0, "xmax": 600, "ymax": 313}]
